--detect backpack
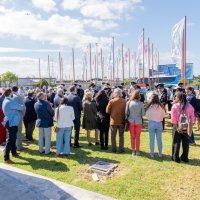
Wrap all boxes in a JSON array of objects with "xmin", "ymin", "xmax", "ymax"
[{"xmin": 177, "ymin": 104, "xmax": 189, "ymax": 132}]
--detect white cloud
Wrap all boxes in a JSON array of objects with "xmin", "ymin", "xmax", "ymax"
[
  {"xmin": 0, "ymin": 47, "xmax": 68, "ymax": 53},
  {"xmin": 0, "ymin": 8, "xmax": 109, "ymax": 47},
  {"xmin": 0, "ymin": 57, "xmax": 47, "ymax": 77},
  {"xmin": 83, "ymin": 19, "xmax": 118, "ymax": 31},
  {"xmin": 32, "ymin": 0, "xmax": 57, "ymax": 12},
  {"xmin": 62, "ymin": 0, "xmax": 82, "ymax": 10},
  {"xmin": 62, "ymin": 0, "xmax": 142, "ymax": 20}
]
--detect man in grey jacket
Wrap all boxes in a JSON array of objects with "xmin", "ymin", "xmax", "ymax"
[{"xmin": 12, "ymin": 86, "xmax": 26, "ymax": 151}]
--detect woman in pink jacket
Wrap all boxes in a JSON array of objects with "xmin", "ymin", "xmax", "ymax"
[{"xmin": 171, "ymin": 92, "xmax": 194, "ymax": 163}]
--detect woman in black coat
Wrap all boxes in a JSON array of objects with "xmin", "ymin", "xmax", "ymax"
[{"xmin": 95, "ymin": 90, "xmax": 110, "ymax": 150}]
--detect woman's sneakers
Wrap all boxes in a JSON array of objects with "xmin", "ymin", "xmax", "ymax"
[
  {"xmin": 150, "ymin": 153, "xmax": 154, "ymax": 158},
  {"xmin": 132, "ymin": 150, "xmax": 136, "ymax": 156},
  {"xmin": 132, "ymin": 150, "xmax": 140, "ymax": 156}
]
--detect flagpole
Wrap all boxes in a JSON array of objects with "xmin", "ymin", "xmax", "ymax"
[
  {"xmin": 157, "ymin": 51, "xmax": 159, "ymax": 83},
  {"xmin": 95, "ymin": 55, "xmax": 96, "ymax": 81},
  {"xmin": 89, "ymin": 43, "xmax": 92, "ymax": 81},
  {"xmin": 48, "ymin": 55, "xmax": 50, "ymax": 85},
  {"xmin": 152, "ymin": 43, "xmax": 154, "ymax": 81},
  {"xmin": 148, "ymin": 38, "xmax": 150, "ymax": 82},
  {"xmin": 101, "ymin": 48, "xmax": 103, "ymax": 81},
  {"xmin": 128, "ymin": 48, "xmax": 131, "ymax": 82},
  {"xmin": 117, "ymin": 57, "xmax": 119, "ymax": 80},
  {"xmin": 58, "ymin": 52, "xmax": 61, "ymax": 83},
  {"xmin": 96, "ymin": 43, "xmax": 98, "ymax": 80},
  {"xmin": 72, "ymin": 48, "xmax": 75, "ymax": 82},
  {"xmin": 61, "ymin": 57, "xmax": 63, "ymax": 82},
  {"xmin": 38, "ymin": 58, "xmax": 41, "ymax": 87},
  {"xmin": 134, "ymin": 52, "xmax": 136, "ymax": 80},
  {"xmin": 112, "ymin": 36, "xmax": 115, "ymax": 83},
  {"xmin": 184, "ymin": 16, "xmax": 187, "ymax": 87},
  {"xmin": 122, "ymin": 43, "xmax": 124, "ymax": 83},
  {"xmin": 142, "ymin": 28, "xmax": 145, "ymax": 84}
]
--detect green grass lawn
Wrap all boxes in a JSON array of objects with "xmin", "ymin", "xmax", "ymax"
[{"xmin": 1, "ymin": 118, "xmax": 200, "ymax": 200}]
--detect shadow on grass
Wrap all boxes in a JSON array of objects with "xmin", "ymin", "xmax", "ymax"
[
  {"xmin": 15, "ymin": 155, "xmax": 69, "ymax": 172},
  {"xmin": 24, "ymin": 147, "xmax": 120, "ymax": 167}
]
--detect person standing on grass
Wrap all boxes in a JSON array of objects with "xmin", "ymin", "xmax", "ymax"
[
  {"xmin": 0, "ymin": 91, "xmax": 6, "ymax": 145},
  {"xmin": 2, "ymin": 88, "xmax": 25, "ymax": 164},
  {"xmin": 106, "ymin": 88, "xmax": 126, "ymax": 153},
  {"xmin": 95, "ymin": 90, "xmax": 110, "ymax": 150},
  {"xmin": 82, "ymin": 92, "xmax": 99, "ymax": 146},
  {"xmin": 34, "ymin": 92, "xmax": 54, "ymax": 154},
  {"xmin": 23, "ymin": 90, "xmax": 37, "ymax": 142},
  {"xmin": 186, "ymin": 86, "xmax": 196, "ymax": 146},
  {"xmin": 67, "ymin": 85, "xmax": 83, "ymax": 148},
  {"xmin": 146, "ymin": 94, "xmax": 165, "ymax": 158},
  {"xmin": 126, "ymin": 90, "xmax": 145, "ymax": 156},
  {"xmin": 54, "ymin": 97, "xmax": 75, "ymax": 157},
  {"xmin": 12, "ymin": 86, "xmax": 26, "ymax": 151},
  {"xmin": 171, "ymin": 92, "xmax": 194, "ymax": 163}
]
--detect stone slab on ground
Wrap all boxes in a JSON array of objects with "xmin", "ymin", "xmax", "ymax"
[
  {"xmin": 89, "ymin": 161, "xmax": 118, "ymax": 175},
  {"xmin": 0, "ymin": 163, "xmax": 114, "ymax": 200}
]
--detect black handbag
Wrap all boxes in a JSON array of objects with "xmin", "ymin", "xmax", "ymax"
[{"xmin": 124, "ymin": 101, "xmax": 130, "ymax": 132}]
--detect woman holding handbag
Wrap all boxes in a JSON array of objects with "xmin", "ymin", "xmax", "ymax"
[
  {"xmin": 126, "ymin": 90, "xmax": 145, "ymax": 156},
  {"xmin": 171, "ymin": 92, "xmax": 194, "ymax": 163},
  {"xmin": 54, "ymin": 97, "xmax": 75, "ymax": 157}
]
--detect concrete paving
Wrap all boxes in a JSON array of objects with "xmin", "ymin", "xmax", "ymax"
[{"xmin": 0, "ymin": 163, "xmax": 114, "ymax": 200}]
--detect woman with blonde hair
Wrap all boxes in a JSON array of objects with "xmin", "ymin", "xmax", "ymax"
[
  {"xmin": 126, "ymin": 90, "xmax": 145, "ymax": 156},
  {"xmin": 146, "ymin": 93, "xmax": 165, "ymax": 158},
  {"xmin": 82, "ymin": 92, "xmax": 98, "ymax": 146}
]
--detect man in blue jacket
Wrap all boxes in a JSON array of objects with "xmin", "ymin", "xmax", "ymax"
[
  {"xmin": 34, "ymin": 92, "xmax": 54, "ymax": 154},
  {"xmin": 67, "ymin": 86, "xmax": 82, "ymax": 148},
  {"xmin": 2, "ymin": 88, "xmax": 25, "ymax": 164}
]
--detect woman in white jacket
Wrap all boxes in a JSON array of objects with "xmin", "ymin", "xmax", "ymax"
[
  {"xmin": 55, "ymin": 97, "xmax": 75, "ymax": 157},
  {"xmin": 146, "ymin": 93, "xmax": 165, "ymax": 158}
]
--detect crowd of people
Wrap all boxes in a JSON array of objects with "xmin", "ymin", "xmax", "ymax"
[{"xmin": 0, "ymin": 81, "xmax": 199, "ymax": 164}]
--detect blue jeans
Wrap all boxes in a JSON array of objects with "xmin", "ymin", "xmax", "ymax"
[
  {"xmin": 56, "ymin": 127, "xmax": 72, "ymax": 155},
  {"xmin": 148, "ymin": 121, "xmax": 163, "ymax": 155},
  {"xmin": 189, "ymin": 132, "xmax": 195, "ymax": 144}
]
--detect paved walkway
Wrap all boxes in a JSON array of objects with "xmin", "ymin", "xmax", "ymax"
[{"xmin": 0, "ymin": 163, "xmax": 113, "ymax": 200}]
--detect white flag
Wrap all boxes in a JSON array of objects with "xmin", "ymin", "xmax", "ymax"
[
  {"xmin": 171, "ymin": 18, "xmax": 185, "ymax": 66},
  {"xmin": 138, "ymin": 31, "xmax": 144, "ymax": 64}
]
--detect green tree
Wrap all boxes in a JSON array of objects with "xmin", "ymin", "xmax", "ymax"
[
  {"xmin": 193, "ymin": 75, "xmax": 200, "ymax": 89},
  {"xmin": 34, "ymin": 79, "xmax": 49, "ymax": 88},
  {"xmin": 0, "ymin": 71, "xmax": 18, "ymax": 86}
]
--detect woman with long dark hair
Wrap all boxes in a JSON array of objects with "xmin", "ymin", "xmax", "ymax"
[
  {"xmin": 55, "ymin": 97, "xmax": 75, "ymax": 157},
  {"xmin": 95, "ymin": 90, "xmax": 110, "ymax": 150},
  {"xmin": 171, "ymin": 92, "xmax": 194, "ymax": 163},
  {"xmin": 146, "ymin": 94, "xmax": 165, "ymax": 158}
]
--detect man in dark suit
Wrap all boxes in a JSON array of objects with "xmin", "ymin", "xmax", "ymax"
[
  {"xmin": 24, "ymin": 90, "xmax": 37, "ymax": 141},
  {"xmin": 47, "ymin": 87, "xmax": 55, "ymax": 107},
  {"xmin": 67, "ymin": 86, "xmax": 83, "ymax": 148}
]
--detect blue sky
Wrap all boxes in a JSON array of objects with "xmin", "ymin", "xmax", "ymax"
[{"xmin": 0, "ymin": 0, "xmax": 199, "ymax": 79}]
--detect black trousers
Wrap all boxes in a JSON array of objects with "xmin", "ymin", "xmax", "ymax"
[
  {"xmin": 99, "ymin": 121, "xmax": 109, "ymax": 148},
  {"xmin": 172, "ymin": 128, "xmax": 189, "ymax": 161},
  {"xmin": 72, "ymin": 118, "xmax": 81, "ymax": 146},
  {"xmin": 24, "ymin": 120, "xmax": 36, "ymax": 141},
  {"xmin": 4, "ymin": 125, "xmax": 18, "ymax": 161}
]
